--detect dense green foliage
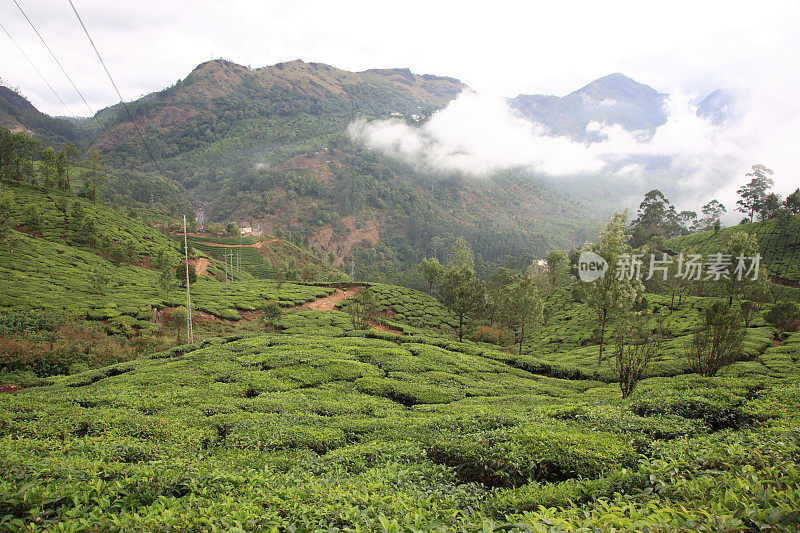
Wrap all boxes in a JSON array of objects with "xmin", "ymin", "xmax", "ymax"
[
  {"xmin": 666, "ymin": 214, "xmax": 800, "ymax": 284},
  {"xmin": 1, "ymin": 329, "xmax": 799, "ymax": 530},
  {"xmin": 2, "ymin": 75, "xmax": 800, "ymax": 531}
]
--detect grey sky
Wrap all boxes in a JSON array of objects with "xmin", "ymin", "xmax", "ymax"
[{"xmin": 1, "ymin": 0, "xmax": 798, "ymax": 116}]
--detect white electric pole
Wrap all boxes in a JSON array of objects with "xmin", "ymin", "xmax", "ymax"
[
  {"xmin": 224, "ymin": 250, "xmax": 229, "ymax": 291},
  {"xmin": 183, "ymin": 214, "xmax": 194, "ymax": 344}
]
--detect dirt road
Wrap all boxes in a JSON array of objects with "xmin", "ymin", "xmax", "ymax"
[
  {"xmin": 302, "ymin": 286, "xmax": 363, "ymax": 311},
  {"xmin": 194, "ymin": 257, "xmax": 210, "ymax": 276}
]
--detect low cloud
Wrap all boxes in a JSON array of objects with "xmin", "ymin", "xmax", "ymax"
[{"xmin": 349, "ymin": 89, "xmax": 800, "ymax": 216}]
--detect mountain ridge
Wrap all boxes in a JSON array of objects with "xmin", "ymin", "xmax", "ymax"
[{"xmin": 0, "ymin": 86, "xmax": 83, "ymax": 146}]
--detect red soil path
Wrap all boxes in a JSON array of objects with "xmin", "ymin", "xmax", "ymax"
[{"xmin": 302, "ymin": 286, "xmax": 363, "ymax": 310}]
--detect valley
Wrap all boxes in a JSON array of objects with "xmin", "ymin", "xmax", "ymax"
[{"xmin": 1, "ymin": 49, "xmax": 799, "ymax": 531}]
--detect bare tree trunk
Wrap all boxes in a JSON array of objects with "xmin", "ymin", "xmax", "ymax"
[{"xmin": 598, "ymin": 308, "xmax": 607, "ymax": 365}]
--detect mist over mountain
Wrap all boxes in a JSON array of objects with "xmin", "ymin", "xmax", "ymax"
[
  {"xmin": 509, "ymin": 73, "xmax": 668, "ymax": 140},
  {"xmin": 2, "ymin": 59, "xmax": 794, "ymax": 278}
]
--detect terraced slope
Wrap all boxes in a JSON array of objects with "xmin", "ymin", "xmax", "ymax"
[
  {"xmin": 665, "ymin": 215, "xmax": 800, "ymax": 283},
  {"xmin": 1, "ymin": 331, "xmax": 799, "ymax": 530}
]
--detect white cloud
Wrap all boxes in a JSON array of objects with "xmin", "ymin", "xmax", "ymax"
[
  {"xmin": 349, "ymin": 89, "xmax": 800, "ymax": 218},
  {"xmin": 1, "ymin": 0, "xmax": 798, "ymax": 117}
]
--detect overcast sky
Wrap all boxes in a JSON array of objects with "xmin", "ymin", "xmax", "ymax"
[{"xmin": 1, "ymin": 0, "xmax": 799, "ymax": 117}]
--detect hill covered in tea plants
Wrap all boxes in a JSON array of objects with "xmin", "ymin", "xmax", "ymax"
[
  {"xmin": 665, "ymin": 215, "xmax": 800, "ymax": 284},
  {"xmin": 1, "ymin": 321, "xmax": 799, "ymax": 530},
  {"xmin": 2, "ymin": 180, "xmax": 800, "ymax": 530}
]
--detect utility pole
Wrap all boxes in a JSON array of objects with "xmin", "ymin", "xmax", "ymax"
[
  {"xmin": 182, "ymin": 214, "xmax": 194, "ymax": 345},
  {"xmin": 224, "ymin": 250, "xmax": 229, "ymax": 291}
]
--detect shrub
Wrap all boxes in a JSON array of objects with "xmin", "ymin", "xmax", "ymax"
[
  {"xmin": 764, "ymin": 302, "xmax": 800, "ymax": 333},
  {"xmin": 690, "ymin": 302, "xmax": 746, "ymax": 376},
  {"xmin": 426, "ymin": 424, "xmax": 637, "ymax": 487}
]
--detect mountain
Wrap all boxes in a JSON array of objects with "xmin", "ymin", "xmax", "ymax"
[
  {"xmin": 0, "ymin": 86, "xmax": 82, "ymax": 146},
  {"xmin": 696, "ymin": 86, "xmax": 800, "ymax": 127},
  {"xmin": 91, "ymin": 59, "xmax": 467, "ymax": 153},
  {"xmin": 7, "ymin": 63, "xmax": 769, "ymax": 285},
  {"xmin": 77, "ymin": 60, "xmax": 612, "ymax": 284},
  {"xmin": 509, "ymin": 73, "xmax": 667, "ymax": 139}
]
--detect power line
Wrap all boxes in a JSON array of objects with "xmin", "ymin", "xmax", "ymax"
[
  {"xmin": 0, "ymin": 20, "xmax": 93, "ymax": 140},
  {"xmin": 11, "ymin": 0, "xmax": 108, "ymax": 135},
  {"xmin": 66, "ymin": 0, "xmax": 170, "ymax": 182}
]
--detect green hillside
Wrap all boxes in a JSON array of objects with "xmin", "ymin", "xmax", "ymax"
[
  {"xmin": 2, "ymin": 317, "xmax": 799, "ymax": 529},
  {"xmin": 73, "ymin": 60, "xmax": 613, "ymax": 283},
  {"xmin": 2, "ymin": 66, "xmax": 800, "ymax": 531},
  {"xmin": 2, "ymin": 183, "xmax": 800, "ymax": 530},
  {"xmin": 0, "ymin": 86, "xmax": 82, "ymax": 147},
  {"xmin": 6, "ymin": 184, "xmax": 183, "ymax": 263},
  {"xmin": 188, "ymin": 234, "xmax": 336, "ymax": 279},
  {"xmin": 666, "ymin": 215, "xmax": 800, "ymax": 283}
]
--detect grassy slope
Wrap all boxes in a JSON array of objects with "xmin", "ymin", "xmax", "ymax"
[
  {"xmin": 1, "ymin": 195, "xmax": 800, "ymax": 530},
  {"xmin": 665, "ymin": 215, "xmax": 800, "ymax": 283},
  {"xmin": 1, "ymin": 329, "xmax": 799, "ymax": 530},
  {"xmin": 188, "ymin": 234, "xmax": 335, "ymax": 279},
  {"xmin": 6, "ymin": 184, "xmax": 183, "ymax": 263},
  {"xmin": 520, "ymin": 290, "xmax": 775, "ymax": 382}
]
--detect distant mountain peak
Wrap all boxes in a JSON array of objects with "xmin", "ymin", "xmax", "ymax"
[
  {"xmin": 190, "ymin": 58, "xmax": 248, "ymax": 74},
  {"xmin": 570, "ymin": 73, "xmax": 663, "ymax": 101},
  {"xmin": 509, "ymin": 73, "xmax": 667, "ymax": 140}
]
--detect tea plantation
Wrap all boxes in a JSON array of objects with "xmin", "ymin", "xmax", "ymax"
[
  {"xmin": 666, "ymin": 216, "xmax": 800, "ymax": 283},
  {"xmin": 1, "ymin": 331, "xmax": 799, "ymax": 531},
  {"xmin": 1, "ymin": 185, "xmax": 800, "ymax": 531}
]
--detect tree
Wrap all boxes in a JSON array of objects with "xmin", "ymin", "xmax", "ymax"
[
  {"xmin": 759, "ymin": 193, "xmax": 782, "ymax": 221},
  {"xmin": 261, "ymin": 301, "xmax": 283, "ymax": 331},
  {"xmin": 176, "ymin": 261, "xmax": 197, "ymax": 286},
  {"xmin": 740, "ymin": 300, "xmax": 760, "ymax": 328},
  {"xmin": 584, "ymin": 211, "xmax": 643, "ymax": 364},
  {"xmin": 419, "ymin": 257, "xmax": 443, "ymax": 294},
  {"xmin": 0, "ymin": 188, "xmax": 15, "ymax": 251},
  {"xmin": 82, "ymin": 150, "xmax": 106, "ymax": 202},
  {"xmin": 40, "ymin": 147, "xmax": 57, "ymax": 192},
  {"xmin": 226, "ymin": 223, "xmax": 239, "ymax": 236},
  {"xmin": 484, "ymin": 266, "xmax": 516, "ymax": 327},
  {"xmin": 690, "ymin": 302, "xmax": 745, "ymax": 377},
  {"xmin": 613, "ymin": 319, "xmax": 660, "ymax": 398},
  {"xmin": 153, "ymin": 247, "xmax": 176, "ymax": 295},
  {"xmin": 785, "ymin": 188, "xmax": 800, "ymax": 215},
  {"xmin": 545, "ymin": 249, "xmax": 569, "ymax": 289},
  {"xmin": 359, "ymin": 287, "xmax": 379, "ymax": 323},
  {"xmin": 348, "ymin": 288, "xmax": 379, "ymax": 329},
  {"xmin": 499, "ymin": 276, "xmax": 543, "ymax": 355},
  {"xmin": 764, "ymin": 302, "xmax": 800, "ymax": 333},
  {"xmin": 677, "ymin": 210, "xmax": 698, "ymax": 235},
  {"xmin": 629, "ymin": 190, "xmax": 680, "ymax": 246},
  {"xmin": 69, "ymin": 200, "xmax": 85, "ymax": 232},
  {"xmin": 56, "ymin": 143, "xmax": 79, "ymax": 194},
  {"xmin": 1, "ymin": 130, "xmax": 40, "ymax": 185},
  {"xmin": 725, "ymin": 231, "xmax": 761, "ymax": 307},
  {"xmin": 736, "ymin": 164, "xmax": 774, "ymax": 222},
  {"xmin": 299, "ymin": 263, "xmax": 318, "ymax": 282},
  {"xmin": 22, "ymin": 203, "xmax": 43, "ymax": 234},
  {"xmin": 439, "ymin": 238, "xmax": 485, "ymax": 342},
  {"xmin": 698, "ymin": 200, "xmax": 726, "ymax": 231}
]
